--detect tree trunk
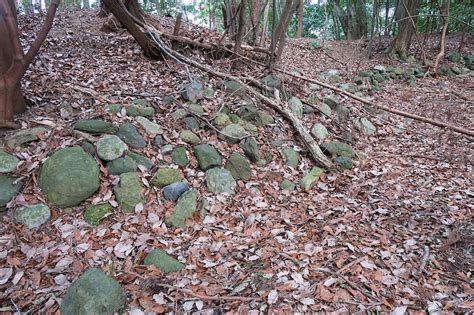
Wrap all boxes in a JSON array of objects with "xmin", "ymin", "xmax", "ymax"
[
  {"xmin": 388, "ymin": 0, "xmax": 420, "ymax": 58},
  {"xmin": 233, "ymin": 0, "xmax": 247, "ymax": 56},
  {"xmin": 384, "ymin": 0, "xmax": 390, "ymax": 35},
  {"xmin": 0, "ymin": 0, "xmax": 59, "ymax": 127},
  {"xmin": 259, "ymin": 0, "xmax": 269, "ymax": 46},
  {"xmin": 268, "ymin": 0, "xmax": 296, "ymax": 70},
  {"xmin": 101, "ymin": 0, "xmax": 161, "ymax": 60},
  {"xmin": 83, "ymin": 0, "xmax": 90, "ymax": 9},
  {"xmin": 433, "ymin": 0, "xmax": 450, "ymax": 72},
  {"xmin": 296, "ymin": 0, "xmax": 303, "ymax": 38}
]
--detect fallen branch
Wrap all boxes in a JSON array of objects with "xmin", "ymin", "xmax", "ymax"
[
  {"xmin": 271, "ymin": 68, "xmax": 474, "ymax": 138},
  {"xmin": 141, "ymin": 278, "xmax": 261, "ymax": 302}
]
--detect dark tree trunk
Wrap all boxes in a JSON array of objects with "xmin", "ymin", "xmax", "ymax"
[
  {"xmin": 233, "ymin": 0, "xmax": 247, "ymax": 56},
  {"xmin": 268, "ymin": 0, "xmax": 297, "ymax": 70},
  {"xmin": 0, "ymin": 0, "xmax": 59, "ymax": 127},
  {"xmin": 101, "ymin": 0, "xmax": 161, "ymax": 60},
  {"xmin": 296, "ymin": 0, "xmax": 304, "ymax": 38},
  {"xmin": 333, "ymin": 0, "xmax": 367, "ymax": 40},
  {"xmin": 388, "ymin": 0, "xmax": 421, "ymax": 58}
]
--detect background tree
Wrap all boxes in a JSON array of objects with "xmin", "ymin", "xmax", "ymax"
[
  {"xmin": 0, "ymin": 0, "xmax": 60, "ymax": 128},
  {"xmin": 388, "ymin": 0, "xmax": 421, "ymax": 58}
]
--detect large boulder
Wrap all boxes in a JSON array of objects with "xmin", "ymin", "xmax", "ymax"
[
  {"xmin": 193, "ymin": 144, "xmax": 221, "ymax": 171},
  {"xmin": 96, "ymin": 135, "xmax": 127, "ymax": 161},
  {"xmin": 14, "ymin": 204, "xmax": 50, "ymax": 229},
  {"xmin": 205, "ymin": 168, "xmax": 236, "ymax": 195},
  {"xmin": 38, "ymin": 147, "xmax": 100, "ymax": 208},
  {"xmin": 144, "ymin": 249, "xmax": 185, "ymax": 272},
  {"xmin": 0, "ymin": 176, "xmax": 21, "ymax": 211},
  {"xmin": 113, "ymin": 172, "xmax": 145, "ymax": 213},
  {"xmin": 166, "ymin": 189, "xmax": 197, "ymax": 228},
  {"xmin": 60, "ymin": 268, "xmax": 125, "ymax": 315},
  {"xmin": 73, "ymin": 119, "xmax": 118, "ymax": 135},
  {"xmin": 0, "ymin": 150, "xmax": 19, "ymax": 173}
]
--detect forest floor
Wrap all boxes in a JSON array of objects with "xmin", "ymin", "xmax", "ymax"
[{"xmin": 0, "ymin": 10, "xmax": 473, "ymax": 314}]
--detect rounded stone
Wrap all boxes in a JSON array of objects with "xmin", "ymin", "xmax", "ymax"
[
  {"xmin": 38, "ymin": 147, "xmax": 100, "ymax": 208},
  {"xmin": 14, "ymin": 203, "xmax": 51, "ymax": 229},
  {"xmin": 205, "ymin": 168, "xmax": 236, "ymax": 195},
  {"xmin": 0, "ymin": 150, "xmax": 19, "ymax": 173},
  {"xmin": 96, "ymin": 135, "xmax": 127, "ymax": 161}
]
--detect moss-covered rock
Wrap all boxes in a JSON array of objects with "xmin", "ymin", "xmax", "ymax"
[
  {"xmin": 166, "ymin": 189, "xmax": 197, "ymax": 228},
  {"xmin": 84, "ymin": 203, "xmax": 114, "ymax": 226},
  {"xmin": 39, "ymin": 147, "xmax": 100, "ymax": 208},
  {"xmin": 14, "ymin": 203, "xmax": 50, "ymax": 229},
  {"xmin": 60, "ymin": 268, "xmax": 125, "ymax": 315},
  {"xmin": 151, "ymin": 168, "xmax": 181, "ymax": 187},
  {"xmin": 300, "ymin": 167, "xmax": 324, "ymax": 192},
  {"xmin": 226, "ymin": 153, "xmax": 251, "ymax": 181},
  {"xmin": 107, "ymin": 156, "xmax": 138, "ymax": 175},
  {"xmin": 74, "ymin": 119, "xmax": 118, "ymax": 135},
  {"xmin": 194, "ymin": 144, "xmax": 221, "ymax": 171},
  {"xmin": 144, "ymin": 249, "xmax": 185, "ymax": 272},
  {"xmin": 113, "ymin": 172, "xmax": 145, "ymax": 213},
  {"xmin": 0, "ymin": 175, "xmax": 21, "ymax": 211}
]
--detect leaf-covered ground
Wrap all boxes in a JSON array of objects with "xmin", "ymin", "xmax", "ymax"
[{"xmin": 0, "ymin": 10, "xmax": 472, "ymax": 314}]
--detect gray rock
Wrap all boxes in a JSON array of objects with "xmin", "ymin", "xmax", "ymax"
[
  {"xmin": 300, "ymin": 167, "xmax": 324, "ymax": 192},
  {"xmin": 180, "ymin": 130, "xmax": 200, "ymax": 145},
  {"xmin": 166, "ymin": 189, "xmax": 197, "ymax": 228},
  {"xmin": 107, "ymin": 156, "xmax": 138, "ymax": 175},
  {"xmin": 321, "ymin": 141, "xmax": 355, "ymax": 157},
  {"xmin": 14, "ymin": 203, "xmax": 50, "ymax": 229},
  {"xmin": 281, "ymin": 148, "xmax": 299, "ymax": 168},
  {"xmin": 226, "ymin": 153, "xmax": 251, "ymax": 181},
  {"xmin": 373, "ymin": 65, "xmax": 386, "ymax": 72},
  {"xmin": 260, "ymin": 74, "xmax": 282, "ymax": 88},
  {"xmin": 335, "ymin": 105, "xmax": 350, "ymax": 123},
  {"xmin": 117, "ymin": 123, "xmax": 146, "ymax": 149},
  {"xmin": 183, "ymin": 116, "xmax": 200, "ymax": 130},
  {"xmin": 80, "ymin": 142, "xmax": 95, "ymax": 155},
  {"xmin": 132, "ymin": 99, "xmax": 151, "ymax": 107},
  {"xmin": 60, "ymin": 268, "xmax": 125, "ymax": 315},
  {"xmin": 171, "ymin": 108, "xmax": 188, "ymax": 121},
  {"xmin": 0, "ymin": 175, "xmax": 21, "ymax": 211},
  {"xmin": 114, "ymin": 172, "xmax": 145, "ymax": 213},
  {"xmin": 161, "ymin": 144, "xmax": 174, "ymax": 154},
  {"xmin": 224, "ymin": 80, "xmax": 246, "ymax": 95},
  {"xmin": 335, "ymin": 156, "xmax": 353, "ymax": 169},
  {"xmin": 171, "ymin": 147, "xmax": 189, "ymax": 167},
  {"xmin": 205, "ymin": 168, "xmax": 236, "ymax": 195},
  {"xmin": 189, "ymin": 104, "xmax": 204, "ymax": 116},
  {"xmin": 311, "ymin": 123, "xmax": 329, "ymax": 140},
  {"xmin": 0, "ymin": 150, "xmax": 19, "ymax": 173},
  {"xmin": 181, "ymin": 81, "xmax": 204, "ymax": 102},
  {"xmin": 38, "ymin": 147, "xmax": 99, "ymax": 208},
  {"xmin": 144, "ymin": 249, "xmax": 185, "ymax": 272},
  {"xmin": 74, "ymin": 119, "xmax": 118, "ymax": 135},
  {"xmin": 353, "ymin": 117, "xmax": 376, "ymax": 135},
  {"xmin": 323, "ymin": 95, "xmax": 339, "ymax": 109},
  {"xmin": 448, "ymin": 52, "xmax": 462, "ymax": 63},
  {"xmin": 240, "ymin": 137, "xmax": 260, "ymax": 163},
  {"xmin": 151, "ymin": 168, "xmax": 181, "ymax": 188},
  {"xmin": 220, "ymin": 124, "xmax": 249, "ymax": 143},
  {"xmin": 288, "ymin": 97, "xmax": 303, "ymax": 118},
  {"xmin": 96, "ymin": 135, "xmax": 127, "ymax": 161},
  {"xmin": 154, "ymin": 135, "xmax": 163, "ymax": 146},
  {"xmin": 135, "ymin": 116, "xmax": 163, "ymax": 135},
  {"xmin": 194, "ymin": 144, "xmax": 221, "ymax": 171},
  {"xmin": 163, "ymin": 182, "xmax": 189, "ymax": 202},
  {"xmin": 319, "ymin": 103, "xmax": 332, "ymax": 116},
  {"xmin": 60, "ymin": 103, "xmax": 74, "ymax": 118},
  {"xmin": 6, "ymin": 127, "xmax": 47, "ymax": 148}
]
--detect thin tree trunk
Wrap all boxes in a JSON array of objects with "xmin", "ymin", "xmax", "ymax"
[
  {"xmin": 384, "ymin": 0, "xmax": 389, "ymax": 35},
  {"xmin": 388, "ymin": 0, "xmax": 420, "ymax": 59},
  {"xmin": 296, "ymin": 0, "xmax": 303, "ymax": 38},
  {"xmin": 233, "ymin": 0, "xmax": 247, "ymax": 56},
  {"xmin": 259, "ymin": 0, "xmax": 269, "ymax": 46},
  {"xmin": 433, "ymin": 0, "xmax": 450, "ymax": 72}
]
